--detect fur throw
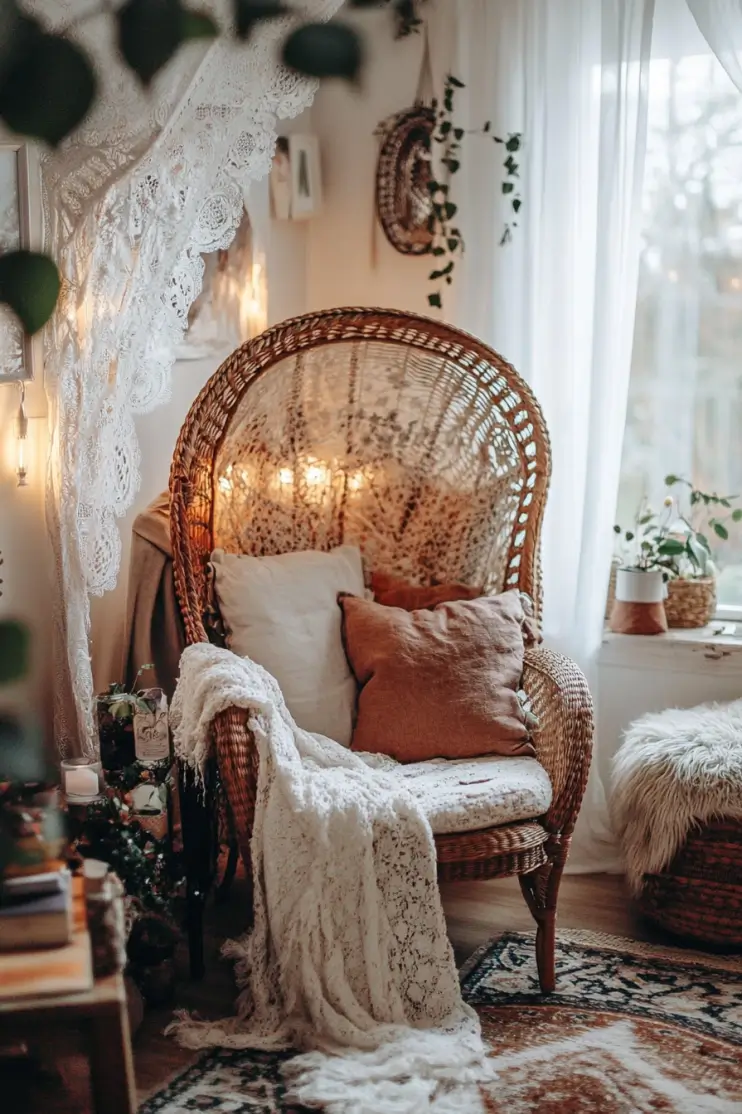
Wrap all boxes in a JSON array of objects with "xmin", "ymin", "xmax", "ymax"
[
  {"xmin": 610, "ymin": 700, "xmax": 742, "ymax": 893},
  {"xmin": 169, "ymin": 643, "xmax": 493, "ymax": 1113}
]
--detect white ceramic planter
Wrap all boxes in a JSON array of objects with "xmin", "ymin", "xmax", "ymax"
[{"xmin": 615, "ymin": 567, "xmax": 665, "ymax": 604}]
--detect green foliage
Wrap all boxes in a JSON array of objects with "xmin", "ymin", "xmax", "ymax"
[
  {"xmin": 0, "ymin": 619, "xmax": 28, "ymax": 686},
  {"xmin": 97, "ymin": 665, "xmax": 156, "ymax": 720},
  {"xmin": 615, "ymin": 475, "xmax": 741, "ymax": 580},
  {"xmin": 283, "ymin": 22, "xmax": 363, "ymax": 80},
  {"xmin": 348, "ymin": 0, "xmax": 429, "ymax": 39},
  {"xmin": 118, "ymin": 0, "xmax": 190, "ymax": 85},
  {"xmin": 75, "ymin": 791, "xmax": 182, "ymax": 917},
  {"xmin": 105, "ymin": 757, "xmax": 172, "ymax": 794},
  {"xmin": 116, "ymin": 0, "xmax": 219, "ymax": 85},
  {"xmin": 0, "ymin": 14, "xmax": 97, "ymax": 145},
  {"xmin": 0, "ymin": 251, "xmax": 61, "ymax": 335},
  {"xmin": 426, "ymin": 75, "xmax": 522, "ymax": 309},
  {"xmin": 234, "ymin": 0, "xmax": 288, "ymax": 40},
  {"xmin": 180, "ymin": 8, "xmax": 220, "ymax": 40}
]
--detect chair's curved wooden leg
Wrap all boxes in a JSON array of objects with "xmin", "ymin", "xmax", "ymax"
[
  {"xmin": 519, "ymin": 839, "xmax": 568, "ymax": 994},
  {"xmin": 535, "ymin": 909, "xmax": 557, "ymax": 994}
]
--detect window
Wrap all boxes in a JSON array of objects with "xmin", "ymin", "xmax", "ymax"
[{"xmin": 616, "ymin": 5, "xmax": 742, "ymax": 611}]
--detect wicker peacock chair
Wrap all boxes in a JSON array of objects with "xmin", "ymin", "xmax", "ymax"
[{"xmin": 170, "ymin": 307, "xmax": 593, "ymax": 990}]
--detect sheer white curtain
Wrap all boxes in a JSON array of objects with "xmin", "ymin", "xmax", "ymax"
[
  {"xmin": 687, "ymin": 0, "xmax": 742, "ymax": 89},
  {"xmin": 451, "ymin": 0, "xmax": 655, "ymax": 870}
]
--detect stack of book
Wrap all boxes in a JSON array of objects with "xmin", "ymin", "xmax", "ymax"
[{"xmin": 0, "ymin": 867, "xmax": 73, "ymax": 951}]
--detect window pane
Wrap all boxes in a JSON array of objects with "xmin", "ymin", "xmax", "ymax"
[{"xmin": 617, "ymin": 8, "xmax": 742, "ymax": 607}]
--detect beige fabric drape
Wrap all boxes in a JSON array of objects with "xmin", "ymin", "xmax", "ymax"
[{"xmin": 123, "ymin": 493, "xmax": 185, "ymax": 699}]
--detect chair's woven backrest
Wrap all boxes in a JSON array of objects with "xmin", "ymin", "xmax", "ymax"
[{"xmin": 170, "ymin": 308, "xmax": 551, "ymax": 645}]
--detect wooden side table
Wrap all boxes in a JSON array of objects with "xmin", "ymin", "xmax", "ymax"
[
  {"xmin": 0, "ymin": 972, "xmax": 136, "ymax": 1114},
  {"xmin": 0, "ymin": 877, "xmax": 136, "ymax": 1113}
]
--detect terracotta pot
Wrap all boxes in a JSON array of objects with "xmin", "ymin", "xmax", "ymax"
[{"xmin": 609, "ymin": 567, "xmax": 668, "ymax": 635}]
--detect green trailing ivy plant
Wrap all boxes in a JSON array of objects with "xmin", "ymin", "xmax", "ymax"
[
  {"xmin": 426, "ymin": 75, "xmax": 522, "ymax": 310},
  {"xmin": 0, "ymin": 0, "xmax": 420, "ymax": 339}
]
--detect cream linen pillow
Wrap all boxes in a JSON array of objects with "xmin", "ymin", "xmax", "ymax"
[{"xmin": 211, "ymin": 545, "xmax": 365, "ymax": 745}]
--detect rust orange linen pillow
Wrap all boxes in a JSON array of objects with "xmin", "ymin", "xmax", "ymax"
[
  {"xmin": 339, "ymin": 590, "xmax": 535, "ymax": 763},
  {"xmin": 370, "ymin": 571, "xmax": 482, "ymax": 611}
]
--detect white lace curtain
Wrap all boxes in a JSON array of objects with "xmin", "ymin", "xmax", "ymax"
[
  {"xmin": 446, "ymin": 0, "xmax": 655, "ymax": 870},
  {"xmin": 34, "ymin": 0, "xmax": 342, "ymax": 756}
]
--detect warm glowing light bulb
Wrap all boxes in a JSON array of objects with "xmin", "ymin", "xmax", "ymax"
[
  {"xmin": 279, "ymin": 467, "xmax": 294, "ymax": 485},
  {"xmin": 16, "ymin": 436, "xmax": 26, "ymax": 487},
  {"xmin": 348, "ymin": 470, "xmax": 364, "ymax": 491},
  {"xmin": 305, "ymin": 463, "xmax": 328, "ymax": 487},
  {"xmin": 218, "ymin": 475, "xmax": 232, "ymax": 493},
  {"xmin": 16, "ymin": 383, "xmax": 28, "ymax": 488}
]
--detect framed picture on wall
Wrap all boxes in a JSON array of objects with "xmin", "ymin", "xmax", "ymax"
[
  {"xmin": 0, "ymin": 144, "xmax": 37, "ymax": 382},
  {"xmin": 288, "ymin": 134, "xmax": 323, "ymax": 221},
  {"xmin": 270, "ymin": 136, "xmax": 292, "ymax": 221}
]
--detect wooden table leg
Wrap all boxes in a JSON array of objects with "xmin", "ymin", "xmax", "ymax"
[{"xmin": 87, "ymin": 1000, "xmax": 136, "ymax": 1114}]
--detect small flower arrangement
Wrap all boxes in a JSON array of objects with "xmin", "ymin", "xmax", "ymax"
[
  {"xmin": 96, "ymin": 664, "xmax": 156, "ymax": 771},
  {"xmin": 614, "ymin": 475, "xmax": 742, "ymax": 580},
  {"xmin": 97, "ymin": 664, "xmax": 157, "ymax": 721}
]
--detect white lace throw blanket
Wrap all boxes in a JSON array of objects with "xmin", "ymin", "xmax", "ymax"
[{"xmin": 169, "ymin": 643, "xmax": 494, "ymax": 1113}]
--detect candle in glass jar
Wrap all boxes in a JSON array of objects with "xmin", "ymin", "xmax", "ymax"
[{"xmin": 64, "ymin": 766, "xmax": 99, "ymax": 799}]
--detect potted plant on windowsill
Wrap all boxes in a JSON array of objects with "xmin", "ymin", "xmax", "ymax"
[
  {"xmin": 611, "ymin": 477, "xmax": 742, "ymax": 629},
  {"xmin": 610, "ymin": 524, "xmax": 669, "ymax": 635}
]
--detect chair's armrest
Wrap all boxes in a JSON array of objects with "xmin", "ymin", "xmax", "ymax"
[
  {"xmin": 212, "ymin": 705, "xmax": 259, "ymax": 868},
  {"xmin": 522, "ymin": 646, "xmax": 594, "ymax": 837}
]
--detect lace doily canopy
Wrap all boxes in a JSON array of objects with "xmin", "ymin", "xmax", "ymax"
[{"xmin": 26, "ymin": 0, "xmax": 344, "ymax": 756}]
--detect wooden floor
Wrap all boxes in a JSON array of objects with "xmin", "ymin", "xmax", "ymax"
[{"xmin": 3, "ymin": 872, "xmax": 650, "ymax": 1112}]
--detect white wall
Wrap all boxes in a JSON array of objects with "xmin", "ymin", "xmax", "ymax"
[{"xmin": 307, "ymin": 9, "xmax": 433, "ymax": 315}]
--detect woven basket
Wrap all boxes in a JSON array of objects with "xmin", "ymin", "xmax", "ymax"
[
  {"xmin": 664, "ymin": 576, "xmax": 716, "ymax": 629},
  {"xmin": 375, "ymin": 106, "xmax": 435, "ymax": 255},
  {"xmin": 640, "ymin": 819, "xmax": 742, "ymax": 947}
]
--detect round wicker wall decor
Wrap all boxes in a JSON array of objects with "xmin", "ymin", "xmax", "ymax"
[{"xmin": 375, "ymin": 105, "xmax": 435, "ymax": 255}]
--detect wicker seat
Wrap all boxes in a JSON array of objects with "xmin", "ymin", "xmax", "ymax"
[{"xmin": 170, "ymin": 307, "xmax": 594, "ymax": 991}]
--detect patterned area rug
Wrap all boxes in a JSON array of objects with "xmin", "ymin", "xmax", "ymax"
[{"xmin": 140, "ymin": 931, "xmax": 742, "ymax": 1113}]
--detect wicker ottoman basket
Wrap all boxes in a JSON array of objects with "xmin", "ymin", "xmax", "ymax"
[
  {"xmin": 640, "ymin": 819, "xmax": 742, "ymax": 947},
  {"xmin": 611, "ymin": 700, "xmax": 742, "ymax": 951}
]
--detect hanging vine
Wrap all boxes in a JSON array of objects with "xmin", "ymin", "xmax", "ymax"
[
  {"xmin": 426, "ymin": 76, "xmax": 522, "ymax": 309},
  {"xmin": 387, "ymin": 0, "xmax": 429, "ymax": 37}
]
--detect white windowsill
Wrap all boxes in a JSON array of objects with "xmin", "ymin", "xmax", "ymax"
[{"xmin": 600, "ymin": 621, "xmax": 742, "ymax": 674}]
